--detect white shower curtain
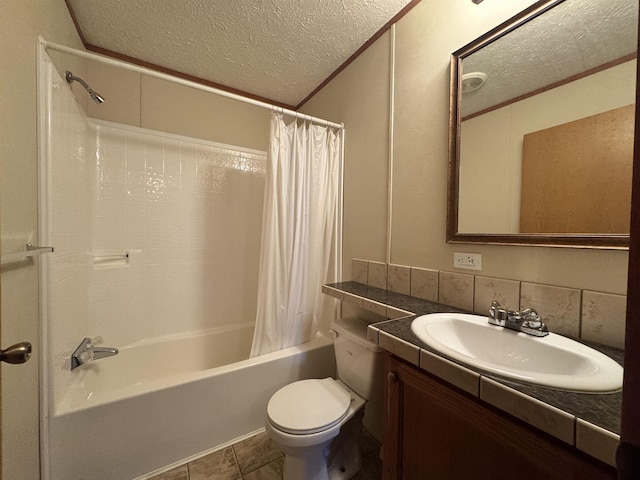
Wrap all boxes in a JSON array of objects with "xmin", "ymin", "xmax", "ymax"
[{"xmin": 250, "ymin": 113, "xmax": 341, "ymax": 357}]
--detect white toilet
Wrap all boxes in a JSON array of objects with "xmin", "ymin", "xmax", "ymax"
[{"xmin": 265, "ymin": 317, "xmax": 384, "ymax": 480}]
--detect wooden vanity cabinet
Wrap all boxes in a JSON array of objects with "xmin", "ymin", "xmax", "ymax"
[{"xmin": 382, "ymin": 354, "xmax": 616, "ymax": 480}]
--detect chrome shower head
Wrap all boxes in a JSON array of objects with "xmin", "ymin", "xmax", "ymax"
[
  {"xmin": 65, "ymin": 70, "xmax": 105, "ymax": 104},
  {"xmin": 90, "ymin": 90, "xmax": 105, "ymax": 104}
]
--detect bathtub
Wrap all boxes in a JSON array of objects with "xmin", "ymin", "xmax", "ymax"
[{"xmin": 47, "ymin": 326, "xmax": 336, "ymax": 480}]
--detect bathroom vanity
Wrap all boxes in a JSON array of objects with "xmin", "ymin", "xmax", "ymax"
[
  {"xmin": 384, "ymin": 354, "xmax": 615, "ymax": 479},
  {"xmin": 322, "ymin": 281, "xmax": 622, "ymax": 479}
]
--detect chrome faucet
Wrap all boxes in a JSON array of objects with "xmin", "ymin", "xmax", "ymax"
[
  {"xmin": 488, "ymin": 300, "xmax": 549, "ymax": 337},
  {"xmin": 71, "ymin": 337, "xmax": 119, "ymax": 370}
]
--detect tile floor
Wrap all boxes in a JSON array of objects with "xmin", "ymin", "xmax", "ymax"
[{"xmin": 149, "ymin": 428, "xmax": 382, "ymax": 480}]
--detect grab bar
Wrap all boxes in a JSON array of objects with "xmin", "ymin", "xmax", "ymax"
[
  {"xmin": 93, "ymin": 253, "xmax": 129, "ymax": 262},
  {"xmin": 92, "ymin": 252, "xmax": 131, "ymax": 268}
]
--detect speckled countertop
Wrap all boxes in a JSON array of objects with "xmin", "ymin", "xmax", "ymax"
[{"xmin": 323, "ymin": 281, "xmax": 623, "ymax": 467}]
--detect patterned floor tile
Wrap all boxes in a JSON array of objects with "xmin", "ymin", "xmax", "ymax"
[
  {"xmin": 148, "ymin": 465, "xmax": 189, "ymax": 480},
  {"xmin": 233, "ymin": 431, "xmax": 283, "ymax": 474},
  {"xmin": 188, "ymin": 446, "xmax": 241, "ymax": 480},
  {"xmin": 242, "ymin": 458, "xmax": 284, "ymax": 480},
  {"xmin": 146, "ymin": 428, "xmax": 381, "ymax": 480}
]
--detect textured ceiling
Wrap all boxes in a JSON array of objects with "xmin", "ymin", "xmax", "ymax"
[
  {"xmin": 461, "ymin": 0, "xmax": 638, "ymax": 117},
  {"xmin": 67, "ymin": 0, "xmax": 413, "ymax": 107}
]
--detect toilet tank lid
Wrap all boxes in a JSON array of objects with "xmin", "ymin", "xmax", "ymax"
[{"xmin": 331, "ymin": 317, "xmax": 384, "ymax": 352}]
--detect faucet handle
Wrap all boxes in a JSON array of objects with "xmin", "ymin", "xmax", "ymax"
[
  {"xmin": 77, "ymin": 349, "xmax": 94, "ymax": 364},
  {"xmin": 489, "ymin": 300, "xmax": 507, "ymax": 320},
  {"xmin": 521, "ymin": 308, "xmax": 544, "ymax": 329}
]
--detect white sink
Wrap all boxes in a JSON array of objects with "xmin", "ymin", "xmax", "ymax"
[{"xmin": 410, "ymin": 313, "xmax": 623, "ymax": 393}]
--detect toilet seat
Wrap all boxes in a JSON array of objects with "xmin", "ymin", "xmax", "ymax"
[{"xmin": 267, "ymin": 378, "xmax": 352, "ymax": 435}]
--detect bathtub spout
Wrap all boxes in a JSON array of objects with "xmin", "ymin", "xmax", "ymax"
[
  {"xmin": 71, "ymin": 337, "xmax": 119, "ymax": 370},
  {"xmin": 92, "ymin": 346, "xmax": 119, "ymax": 360}
]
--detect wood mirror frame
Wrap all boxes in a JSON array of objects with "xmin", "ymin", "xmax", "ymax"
[{"xmin": 447, "ymin": 0, "xmax": 631, "ymax": 249}]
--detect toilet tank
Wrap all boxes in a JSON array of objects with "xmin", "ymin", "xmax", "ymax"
[{"xmin": 331, "ymin": 317, "xmax": 384, "ymax": 399}]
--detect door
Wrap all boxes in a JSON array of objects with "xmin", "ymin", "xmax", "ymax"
[{"xmin": 0, "ymin": 243, "xmax": 41, "ymax": 478}]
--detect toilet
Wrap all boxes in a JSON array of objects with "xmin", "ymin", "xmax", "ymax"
[{"xmin": 265, "ymin": 317, "xmax": 384, "ymax": 480}]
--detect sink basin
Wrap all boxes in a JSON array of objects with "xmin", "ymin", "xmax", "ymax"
[{"xmin": 410, "ymin": 313, "xmax": 623, "ymax": 393}]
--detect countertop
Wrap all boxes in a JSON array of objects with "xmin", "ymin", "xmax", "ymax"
[{"xmin": 323, "ymin": 281, "xmax": 623, "ymax": 467}]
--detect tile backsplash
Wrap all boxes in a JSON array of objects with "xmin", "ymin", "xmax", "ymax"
[{"xmin": 350, "ymin": 258, "xmax": 626, "ymax": 349}]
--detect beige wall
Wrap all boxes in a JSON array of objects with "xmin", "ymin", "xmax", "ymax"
[
  {"xmin": 301, "ymin": 31, "xmax": 392, "ymax": 280},
  {"xmin": 0, "ymin": 2, "xmax": 83, "ymax": 479},
  {"xmin": 301, "ymin": 0, "xmax": 629, "ymax": 296},
  {"xmin": 76, "ymin": 60, "xmax": 270, "ymax": 151}
]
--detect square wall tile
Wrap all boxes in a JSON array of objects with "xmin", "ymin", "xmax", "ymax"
[
  {"xmin": 439, "ymin": 271, "xmax": 474, "ymax": 312},
  {"xmin": 387, "ymin": 306, "xmax": 414, "ymax": 319},
  {"xmin": 367, "ymin": 325, "xmax": 380, "ymax": 344},
  {"xmin": 352, "ymin": 258, "xmax": 368, "ymax": 284},
  {"xmin": 363, "ymin": 299, "xmax": 387, "ymax": 317},
  {"xmin": 343, "ymin": 292, "xmax": 363, "ymax": 308},
  {"xmin": 322, "ymin": 285, "xmax": 343, "ymax": 301},
  {"xmin": 411, "ymin": 267, "xmax": 439, "ymax": 302},
  {"xmin": 368, "ymin": 261, "xmax": 388, "ymax": 289},
  {"xmin": 420, "ymin": 349, "xmax": 480, "ymax": 396},
  {"xmin": 388, "ymin": 264, "xmax": 411, "ymax": 295},
  {"xmin": 575, "ymin": 418, "xmax": 619, "ymax": 467},
  {"xmin": 581, "ymin": 291, "xmax": 626, "ymax": 349},
  {"xmin": 474, "ymin": 276, "xmax": 520, "ymax": 315},
  {"xmin": 520, "ymin": 283, "xmax": 581, "ymax": 337},
  {"xmin": 379, "ymin": 331, "xmax": 419, "ymax": 366},
  {"xmin": 480, "ymin": 378, "xmax": 574, "ymax": 445}
]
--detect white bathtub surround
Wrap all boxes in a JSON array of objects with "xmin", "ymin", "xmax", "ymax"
[
  {"xmin": 40, "ymin": 52, "xmax": 301, "ymax": 480},
  {"xmin": 42, "ymin": 56, "xmax": 267, "ymax": 407},
  {"xmin": 251, "ymin": 113, "xmax": 343, "ymax": 356}
]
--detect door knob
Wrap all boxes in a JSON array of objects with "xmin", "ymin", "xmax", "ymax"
[{"xmin": 1, "ymin": 342, "xmax": 32, "ymax": 364}]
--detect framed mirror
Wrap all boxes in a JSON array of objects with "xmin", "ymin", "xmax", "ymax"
[{"xmin": 447, "ymin": 0, "xmax": 638, "ymax": 248}]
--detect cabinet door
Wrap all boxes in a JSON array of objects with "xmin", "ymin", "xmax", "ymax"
[{"xmin": 383, "ymin": 354, "xmax": 616, "ymax": 480}]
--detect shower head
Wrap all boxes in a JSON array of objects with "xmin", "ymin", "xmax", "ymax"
[{"xmin": 65, "ymin": 70, "xmax": 105, "ymax": 104}]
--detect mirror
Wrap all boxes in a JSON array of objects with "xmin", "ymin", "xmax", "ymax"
[{"xmin": 448, "ymin": 0, "xmax": 638, "ymax": 248}]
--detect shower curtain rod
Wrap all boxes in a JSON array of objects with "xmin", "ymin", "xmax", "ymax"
[{"xmin": 40, "ymin": 38, "xmax": 344, "ymax": 130}]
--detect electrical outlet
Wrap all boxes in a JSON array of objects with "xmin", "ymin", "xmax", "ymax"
[{"xmin": 453, "ymin": 252, "xmax": 482, "ymax": 271}]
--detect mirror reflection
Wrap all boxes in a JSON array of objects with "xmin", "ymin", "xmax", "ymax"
[{"xmin": 449, "ymin": 0, "xmax": 638, "ymax": 247}]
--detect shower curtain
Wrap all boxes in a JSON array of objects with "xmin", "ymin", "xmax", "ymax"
[{"xmin": 250, "ymin": 113, "xmax": 341, "ymax": 357}]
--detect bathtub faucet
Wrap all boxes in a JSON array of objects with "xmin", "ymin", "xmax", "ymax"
[{"xmin": 71, "ymin": 336, "xmax": 119, "ymax": 370}]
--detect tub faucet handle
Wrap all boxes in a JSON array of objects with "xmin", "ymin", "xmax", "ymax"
[
  {"xmin": 77, "ymin": 349, "xmax": 94, "ymax": 364},
  {"xmin": 71, "ymin": 336, "xmax": 118, "ymax": 370}
]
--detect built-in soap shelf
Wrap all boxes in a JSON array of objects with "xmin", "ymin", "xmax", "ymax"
[
  {"xmin": 92, "ymin": 250, "xmax": 138, "ymax": 268},
  {"xmin": 1, "ymin": 243, "xmax": 54, "ymax": 266}
]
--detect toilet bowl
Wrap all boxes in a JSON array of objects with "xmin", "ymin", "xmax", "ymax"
[{"xmin": 265, "ymin": 317, "xmax": 384, "ymax": 480}]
